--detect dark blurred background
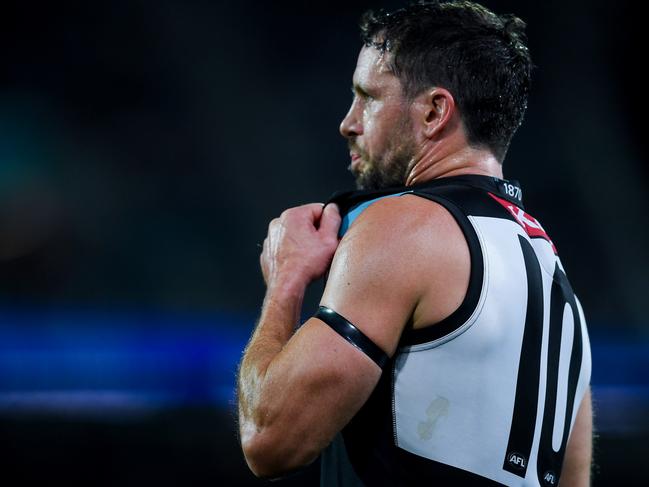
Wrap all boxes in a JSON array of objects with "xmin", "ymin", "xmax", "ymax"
[{"xmin": 0, "ymin": 0, "xmax": 647, "ymax": 485}]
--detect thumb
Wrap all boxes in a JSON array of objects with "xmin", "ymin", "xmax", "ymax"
[{"xmin": 319, "ymin": 203, "xmax": 342, "ymax": 237}]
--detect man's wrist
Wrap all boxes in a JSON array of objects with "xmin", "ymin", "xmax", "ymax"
[
  {"xmin": 260, "ymin": 274, "xmax": 308, "ymax": 335},
  {"xmin": 266, "ymin": 271, "xmax": 310, "ymax": 302}
]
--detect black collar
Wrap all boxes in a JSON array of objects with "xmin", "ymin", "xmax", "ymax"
[{"xmin": 326, "ymin": 175, "xmax": 524, "ymax": 216}]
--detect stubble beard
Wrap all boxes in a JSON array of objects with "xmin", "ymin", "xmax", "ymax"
[{"xmin": 351, "ymin": 121, "xmax": 416, "ymax": 191}]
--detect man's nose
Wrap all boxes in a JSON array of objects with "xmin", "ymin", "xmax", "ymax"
[{"xmin": 339, "ymin": 105, "xmax": 362, "ymax": 138}]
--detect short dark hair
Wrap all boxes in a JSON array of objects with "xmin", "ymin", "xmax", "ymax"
[{"xmin": 359, "ymin": 1, "xmax": 532, "ymax": 162}]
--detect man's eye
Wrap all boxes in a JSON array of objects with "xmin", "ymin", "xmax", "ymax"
[{"xmin": 350, "ymin": 87, "xmax": 373, "ymax": 101}]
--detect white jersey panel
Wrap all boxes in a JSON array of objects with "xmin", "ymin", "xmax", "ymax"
[{"xmin": 393, "ymin": 213, "xmax": 590, "ymax": 486}]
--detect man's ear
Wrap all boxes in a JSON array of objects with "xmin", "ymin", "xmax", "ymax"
[{"xmin": 418, "ymin": 87, "xmax": 456, "ymax": 140}]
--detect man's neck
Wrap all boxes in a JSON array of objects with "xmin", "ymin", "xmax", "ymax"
[{"xmin": 405, "ymin": 145, "xmax": 503, "ymax": 186}]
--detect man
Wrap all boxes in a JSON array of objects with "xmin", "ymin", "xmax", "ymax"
[{"xmin": 238, "ymin": 2, "xmax": 592, "ymax": 485}]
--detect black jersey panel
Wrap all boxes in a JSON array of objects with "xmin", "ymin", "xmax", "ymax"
[
  {"xmin": 320, "ymin": 434, "xmax": 365, "ymax": 487},
  {"xmin": 394, "ymin": 448, "xmax": 507, "ymax": 486},
  {"xmin": 338, "ymin": 358, "xmax": 399, "ymax": 485}
]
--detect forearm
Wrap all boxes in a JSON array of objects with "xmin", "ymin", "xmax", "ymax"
[
  {"xmin": 237, "ymin": 278, "xmax": 306, "ymax": 440},
  {"xmin": 238, "ymin": 202, "xmax": 342, "ymax": 476}
]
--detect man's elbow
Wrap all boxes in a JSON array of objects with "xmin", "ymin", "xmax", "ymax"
[{"xmin": 240, "ymin": 427, "xmax": 319, "ymax": 479}]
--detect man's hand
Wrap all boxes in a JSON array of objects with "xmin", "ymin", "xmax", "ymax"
[{"xmin": 260, "ymin": 203, "xmax": 341, "ymax": 290}]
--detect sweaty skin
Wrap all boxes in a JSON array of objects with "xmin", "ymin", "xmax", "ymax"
[{"xmin": 237, "ymin": 45, "xmax": 592, "ymax": 482}]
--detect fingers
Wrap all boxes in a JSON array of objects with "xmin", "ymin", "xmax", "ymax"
[
  {"xmin": 272, "ymin": 202, "xmax": 341, "ymax": 237},
  {"xmin": 300, "ymin": 202, "xmax": 327, "ymax": 223},
  {"xmin": 319, "ymin": 203, "xmax": 341, "ymax": 237}
]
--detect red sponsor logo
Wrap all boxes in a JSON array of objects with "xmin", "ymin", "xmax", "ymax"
[{"xmin": 489, "ymin": 193, "xmax": 557, "ymax": 254}]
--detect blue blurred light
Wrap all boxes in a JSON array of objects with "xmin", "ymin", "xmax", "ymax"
[
  {"xmin": 0, "ymin": 307, "xmax": 254, "ymax": 415},
  {"xmin": 0, "ymin": 307, "xmax": 647, "ymax": 435}
]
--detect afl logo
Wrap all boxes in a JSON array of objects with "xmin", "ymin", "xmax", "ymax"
[
  {"xmin": 507, "ymin": 452, "xmax": 527, "ymax": 469},
  {"xmin": 543, "ymin": 471, "xmax": 557, "ymax": 486}
]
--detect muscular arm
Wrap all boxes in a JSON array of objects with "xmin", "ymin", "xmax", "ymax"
[
  {"xmin": 238, "ymin": 289, "xmax": 383, "ymax": 477},
  {"xmin": 237, "ymin": 202, "xmax": 353, "ymax": 477},
  {"xmin": 237, "ymin": 196, "xmax": 468, "ymax": 478},
  {"xmin": 559, "ymin": 388, "xmax": 593, "ymax": 487}
]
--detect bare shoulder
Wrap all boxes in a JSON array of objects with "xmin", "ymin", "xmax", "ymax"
[
  {"xmin": 362, "ymin": 194, "xmax": 471, "ymax": 329},
  {"xmin": 340, "ymin": 193, "xmax": 468, "ymax": 271},
  {"xmin": 321, "ymin": 193, "xmax": 471, "ymax": 354},
  {"xmin": 343, "ymin": 193, "xmax": 462, "ymax": 247}
]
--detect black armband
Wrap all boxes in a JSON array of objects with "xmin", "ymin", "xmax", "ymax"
[{"xmin": 313, "ymin": 306, "xmax": 389, "ymax": 369}]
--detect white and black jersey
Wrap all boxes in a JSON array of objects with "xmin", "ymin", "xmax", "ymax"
[{"xmin": 320, "ymin": 175, "xmax": 592, "ymax": 486}]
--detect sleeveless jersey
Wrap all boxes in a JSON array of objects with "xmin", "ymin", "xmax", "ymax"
[{"xmin": 320, "ymin": 175, "xmax": 592, "ymax": 486}]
